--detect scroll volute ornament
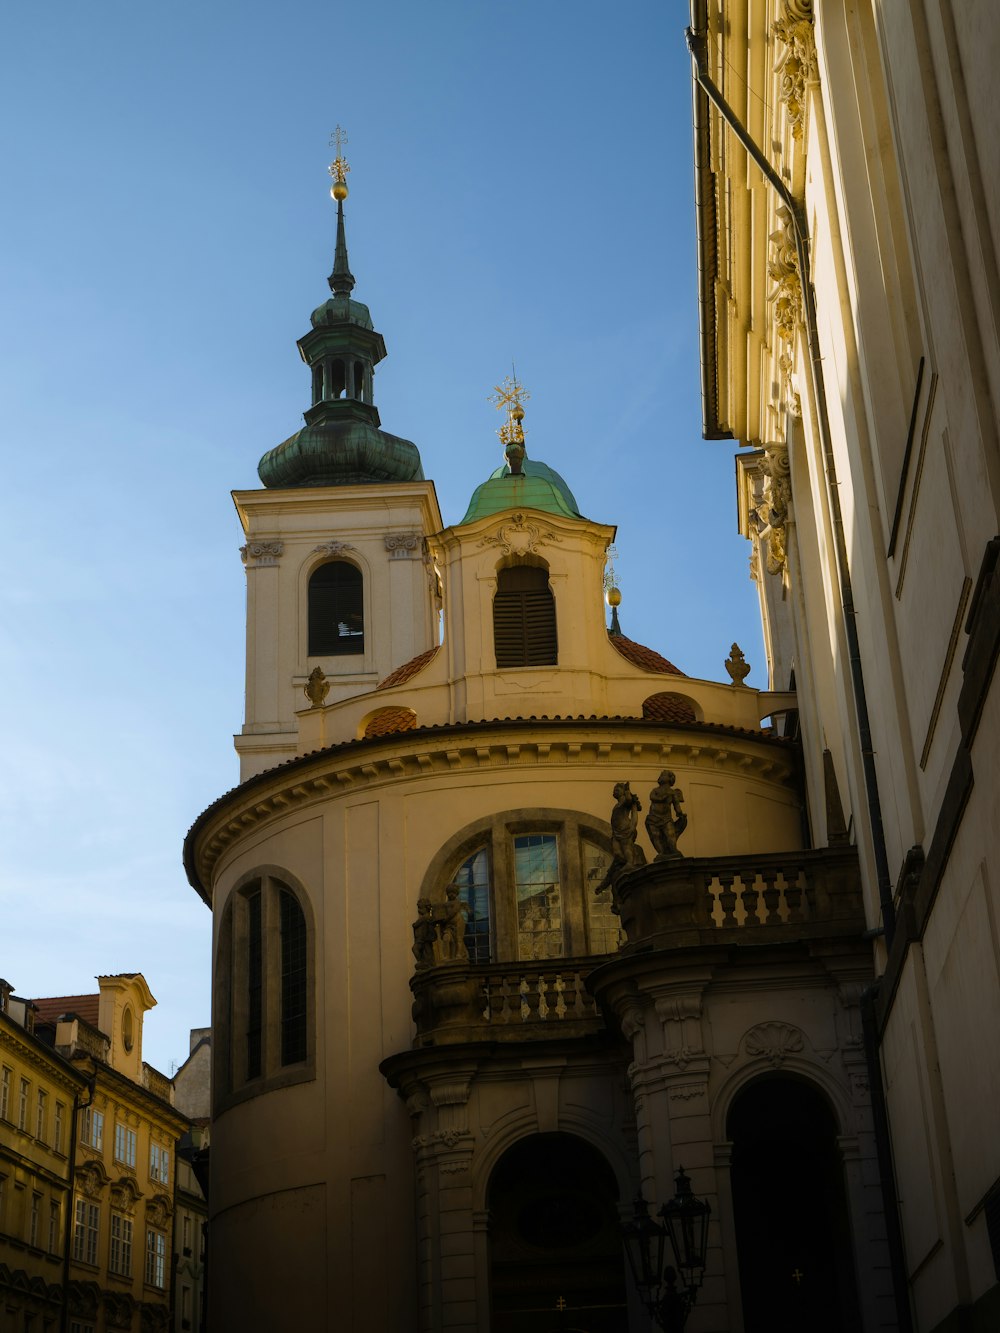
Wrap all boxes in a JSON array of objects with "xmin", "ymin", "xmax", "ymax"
[
  {"xmin": 772, "ymin": 0, "xmax": 817, "ymax": 141},
  {"xmin": 768, "ymin": 206, "xmax": 802, "ymax": 344}
]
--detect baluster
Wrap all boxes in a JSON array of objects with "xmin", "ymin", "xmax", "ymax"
[
  {"xmin": 498, "ymin": 975, "xmax": 514, "ymax": 1023},
  {"xmin": 552, "ymin": 973, "xmax": 567, "ymax": 1019},
  {"xmin": 718, "ymin": 874, "xmax": 738, "ymax": 927},
  {"xmin": 542, "ymin": 974, "xmax": 560, "ymax": 1019},
  {"xmin": 762, "ymin": 872, "xmax": 780, "ymax": 924},
  {"xmin": 482, "ymin": 978, "xmax": 493, "ymax": 1022},
  {"xmin": 740, "ymin": 873, "xmax": 760, "ymax": 925},
  {"xmin": 783, "ymin": 871, "xmax": 803, "ymax": 922},
  {"xmin": 522, "ymin": 975, "xmax": 541, "ymax": 1022}
]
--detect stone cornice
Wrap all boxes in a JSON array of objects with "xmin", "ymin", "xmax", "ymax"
[
  {"xmin": 185, "ymin": 716, "xmax": 799, "ymax": 902},
  {"xmin": 0, "ymin": 1014, "xmax": 89, "ymax": 1096}
]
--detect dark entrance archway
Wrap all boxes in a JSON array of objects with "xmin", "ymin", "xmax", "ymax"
[
  {"xmin": 727, "ymin": 1075, "xmax": 862, "ymax": 1332},
  {"xmin": 487, "ymin": 1133, "xmax": 628, "ymax": 1333}
]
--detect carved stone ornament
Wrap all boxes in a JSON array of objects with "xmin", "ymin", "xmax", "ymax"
[
  {"xmin": 772, "ymin": 0, "xmax": 817, "ymax": 140},
  {"xmin": 146, "ymin": 1195, "xmax": 171, "ymax": 1229},
  {"xmin": 477, "ymin": 512, "xmax": 562, "ymax": 557},
  {"xmin": 140, "ymin": 1306, "xmax": 171, "ymax": 1333},
  {"xmin": 646, "ymin": 771, "xmax": 688, "ymax": 860},
  {"xmin": 313, "ymin": 541, "xmax": 355, "ymax": 557},
  {"xmin": 384, "ymin": 532, "xmax": 420, "ymax": 557},
  {"xmin": 104, "ymin": 1293, "xmax": 135, "ymax": 1330},
  {"xmin": 725, "ymin": 643, "xmax": 751, "ymax": 686},
  {"xmin": 303, "ymin": 666, "xmax": 331, "ymax": 708},
  {"xmin": 77, "ymin": 1162, "xmax": 106, "ymax": 1199},
  {"xmin": 744, "ymin": 1021, "xmax": 805, "ymax": 1067},
  {"xmin": 596, "ymin": 780, "xmax": 647, "ymax": 891},
  {"xmin": 239, "ymin": 539, "xmax": 284, "ymax": 566},
  {"xmin": 109, "ymin": 1178, "xmax": 139, "ymax": 1217},
  {"xmin": 753, "ymin": 441, "xmax": 792, "ymax": 576},
  {"xmin": 768, "ymin": 207, "xmax": 802, "ymax": 344}
]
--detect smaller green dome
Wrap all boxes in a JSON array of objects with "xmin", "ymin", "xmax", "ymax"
[
  {"xmin": 310, "ymin": 295, "xmax": 374, "ymax": 330},
  {"xmin": 459, "ymin": 457, "xmax": 583, "ymax": 525}
]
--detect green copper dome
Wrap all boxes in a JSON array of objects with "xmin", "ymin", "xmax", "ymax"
[
  {"xmin": 257, "ymin": 185, "xmax": 424, "ymax": 490},
  {"xmin": 459, "ymin": 456, "xmax": 583, "ymax": 525}
]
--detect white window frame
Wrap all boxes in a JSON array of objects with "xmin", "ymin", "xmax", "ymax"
[
  {"xmin": 109, "ymin": 1211, "xmax": 133, "ymax": 1276},
  {"xmin": 145, "ymin": 1227, "xmax": 167, "ymax": 1288},
  {"xmin": 114, "ymin": 1121, "xmax": 137, "ymax": 1169},
  {"xmin": 149, "ymin": 1142, "xmax": 170, "ymax": 1185},
  {"xmin": 73, "ymin": 1200, "xmax": 99, "ymax": 1266},
  {"xmin": 0, "ymin": 1067, "xmax": 10, "ymax": 1121},
  {"xmin": 81, "ymin": 1106, "xmax": 104, "ymax": 1151},
  {"xmin": 17, "ymin": 1078, "xmax": 29, "ymax": 1131}
]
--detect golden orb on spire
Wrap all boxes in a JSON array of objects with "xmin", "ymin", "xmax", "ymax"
[
  {"xmin": 606, "ymin": 586, "xmax": 623, "ymax": 608},
  {"xmin": 328, "ymin": 124, "xmax": 351, "ymax": 201}
]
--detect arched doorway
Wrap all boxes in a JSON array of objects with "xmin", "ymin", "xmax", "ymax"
[
  {"xmin": 487, "ymin": 1133, "xmax": 628, "ymax": 1332},
  {"xmin": 727, "ymin": 1076, "xmax": 861, "ymax": 1332}
]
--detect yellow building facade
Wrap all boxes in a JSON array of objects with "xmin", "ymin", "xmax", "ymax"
[{"xmin": 0, "ymin": 981, "xmax": 88, "ymax": 1331}]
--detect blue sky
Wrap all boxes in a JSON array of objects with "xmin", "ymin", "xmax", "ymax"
[{"xmin": 1, "ymin": 0, "xmax": 763, "ymax": 1074}]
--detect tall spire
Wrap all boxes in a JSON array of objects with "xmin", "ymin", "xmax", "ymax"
[{"xmin": 328, "ymin": 125, "xmax": 355, "ymax": 297}]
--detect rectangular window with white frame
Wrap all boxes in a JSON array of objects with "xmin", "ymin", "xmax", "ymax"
[
  {"xmin": 54, "ymin": 1101, "xmax": 65, "ymax": 1154},
  {"xmin": 0, "ymin": 1067, "xmax": 11, "ymax": 1121},
  {"xmin": 109, "ymin": 1211, "xmax": 133, "ymax": 1276},
  {"xmin": 145, "ymin": 1228, "xmax": 166, "ymax": 1288},
  {"xmin": 48, "ymin": 1200, "xmax": 59, "ymax": 1254},
  {"xmin": 35, "ymin": 1089, "xmax": 47, "ymax": 1142},
  {"xmin": 29, "ymin": 1192, "xmax": 40, "ymax": 1247},
  {"xmin": 149, "ymin": 1142, "xmax": 170, "ymax": 1185},
  {"xmin": 81, "ymin": 1106, "xmax": 104, "ymax": 1151},
  {"xmin": 17, "ymin": 1079, "xmax": 29, "ymax": 1131},
  {"xmin": 114, "ymin": 1122, "xmax": 137, "ymax": 1169},
  {"xmin": 73, "ymin": 1199, "xmax": 99, "ymax": 1266}
]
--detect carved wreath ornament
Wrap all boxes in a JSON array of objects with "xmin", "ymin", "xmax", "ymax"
[{"xmin": 478, "ymin": 513, "xmax": 562, "ymax": 557}]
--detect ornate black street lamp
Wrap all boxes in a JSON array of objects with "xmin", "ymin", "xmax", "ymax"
[{"xmin": 622, "ymin": 1168, "xmax": 711, "ymax": 1330}]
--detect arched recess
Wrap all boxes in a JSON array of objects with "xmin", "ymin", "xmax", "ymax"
[
  {"xmin": 213, "ymin": 866, "xmax": 316, "ymax": 1113},
  {"xmin": 486, "ymin": 1132, "xmax": 628, "ymax": 1333},
  {"xmin": 641, "ymin": 691, "xmax": 700, "ymax": 723},
  {"xmin": 726, "ymin": 1074, "xmax": 862, "ymax": 1332}
]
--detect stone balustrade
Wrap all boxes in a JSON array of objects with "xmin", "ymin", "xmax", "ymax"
[
  {"xmin": 142, "ymin": 1063, "xmax": 175, "ymax": 1103},
  {"xmin": 613, "ymin": 846, "xmax": 865, "ymax": 951},
  {"xmin": 410, "ymin": 958, "xmax": 603, "ymax": 1047}
]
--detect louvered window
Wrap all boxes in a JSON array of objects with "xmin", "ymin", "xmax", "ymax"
[
  {"xmin": 493, "ymin": 566, "xmax": 557, "ymax": 667},
  {"xmin": 309, "ymin": 561, "xmax": 364, "ymax": 656}
]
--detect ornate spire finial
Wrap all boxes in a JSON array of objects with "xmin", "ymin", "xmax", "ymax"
[
  {"xmin": 327, "ymin": 126, "xmax": 355, "ymax": 297},
  {"xmin": 489, "ymin": 369, "xmax": 530, "ymax": 474},
  {"xmin": 604, "ymin": 545, "xmax": 623, "ymax": 636}
]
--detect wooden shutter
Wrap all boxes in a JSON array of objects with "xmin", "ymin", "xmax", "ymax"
[
  {"xmin": 308, "ymin": 561, "xmax": 364, "ymax": 655},
  {"xmin": 494, "ymin": 566, "xmax": 557, "ymax": 667}
]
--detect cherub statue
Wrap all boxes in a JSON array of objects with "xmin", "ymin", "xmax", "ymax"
[
  {"xmin": 596, "ymin": 781, "xmax": 647, "ymax": 892},
  {"xmin": 303, "ymin": 666, "xmax": 331, "ymax": 707},
  {"xmin": 411, "ymin": 897, "xmax": 437, "ymax": 969},
  {"xmin": 646, "ymin": 770, "xmax": 688, "ymax": 860},
  {"xmin": 436, "ymin": 884, "xmax": 470, "ymax": 962}
]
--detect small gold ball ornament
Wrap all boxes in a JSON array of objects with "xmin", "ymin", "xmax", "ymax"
[
  {"xmin": 331, "ymin": 181, "xmax": 349, "ymax": 201},
  {"xmin": 511, "ymin": 404, "xmax": 525, "ymax": 421},
  {"xmin": 606, "ymin": 586, "xmax": 622, "ymax": 608}
]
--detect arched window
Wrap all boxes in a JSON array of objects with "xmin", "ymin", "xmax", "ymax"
[
  {"xmin": 453, "ymin": 847, "xmax": 491, "ymax": 963},
  {"xmin": 216, "ymin": 873, "xmax": 314, "ymax": 1108},
  {"xmin": 308, "ymin": 561, "xmax": 364, "ymax": 656},
  {"xmin": 493, "ymin": 565, "xmax": 557, "ymax": 668}
]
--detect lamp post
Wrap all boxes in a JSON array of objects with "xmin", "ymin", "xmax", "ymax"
[{"xmin": 622, "ymin": 1168, "xmax": 711, "ymax": 1330}]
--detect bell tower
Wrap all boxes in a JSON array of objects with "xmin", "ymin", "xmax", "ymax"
[{"xmin": 234, "ymin": 133, "xmax": 442, "ymax": 779}]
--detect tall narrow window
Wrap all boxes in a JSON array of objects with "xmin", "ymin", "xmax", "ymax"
[
  {"xmin": 308, "ymin": 561, "xmax": 364, "ymax": 656},
  {"xmin": 246, "ymin": 887, "xmax": 263, "ymax": 1080},
  {"xmin": 109, "ymin": 1212, "xmax": 133, "ymax": 1276},
  {"xmin": 514, "ymin": 834, "xmax": 562, "ymax": 959},
  {"xmin": 74, "ymin": 1200, "xmax": 99, "ymax": 1266},
  {"xmin": 454, "ymin": 848, "xmax": 492, "ymax": 963},
  {"xmin": 18, "ymin": 1079, "xmax": 29, "ymax": 1131},
  {"xmin": 0, "ymin": 1067, "xmax": 10, "ymax": 1120},
  {"xmin": 280, "ymin": 890, "xmax": 307, "ymax": 1066},
  {"xmin": 493, "ymin": 565, "xmax": 557, "ymax": 667},
  {"xmin": 330, "ymin": 359, "xmax": 346, "ymax": 398},
  {"xmin": 311, "ymin": 364, "xmax": 324, "ymax": 403}
]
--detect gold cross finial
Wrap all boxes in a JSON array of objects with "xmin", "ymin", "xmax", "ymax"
[
  {"xmin": 328, "ymin": 125, "xmax": 351, "ymax": 195},
  {"xmin": 489, "ymin": 370, "xmax": 529, "ymax": 416}
]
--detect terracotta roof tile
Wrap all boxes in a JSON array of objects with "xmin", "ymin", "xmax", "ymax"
[
  {"xmin": 364, "ymin": 707, "xmax": 418, "ymax": 738},
  {"xmin": 376, "ymin": 646, "xmax": 441, "ymax": 690},
  {"xmin": 609, "ymin": 635, "xmax": 685, "ymax": 676},
  {"xmin": 33, "ymin": 994, "xmax": 100, "ymax": 1027},
  {"xmin": 642, "ymin": 691, "xmax": 698, "ymax": 723}
]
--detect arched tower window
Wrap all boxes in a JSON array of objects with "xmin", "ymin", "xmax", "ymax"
[
  {"xmin": 353, "ymin": 360, "xmax": 365, "ymax": 400},
  {"xmin": 308, "ymin": 561, "xmax": 364, "ymax": 656},
  {"xmin": 330, "ymin": 359, "xmax": 346, "ymax": 399},
  {"xmin": 311, "ymin": 364, "xmax": 324, "ymax": 404},
  {"xmin": 493, "ymin": 565, "xmax": 557, "ymax": 668}
]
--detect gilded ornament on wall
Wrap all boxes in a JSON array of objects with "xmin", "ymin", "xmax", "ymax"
[
  {"xmin": 772, "ymin": 0, "xmax": 817, "ymax": 140},
  {"xmin": 768, "ymin": 207, "xmax": 802, "ymax": 344},
  {"xmin": 753, "ymin": 442, "xmax": 793, "ymax": 576}
]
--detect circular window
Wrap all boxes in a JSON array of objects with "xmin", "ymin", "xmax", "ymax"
[{"xmin": 122, "ymin": 1007, "xmax": 134, "ymax": 1053}]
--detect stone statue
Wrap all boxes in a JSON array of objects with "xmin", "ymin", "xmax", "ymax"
[
  {"xmin": 597, "ymin": 781, "xmax": 647, "ymax": 892},
  {"xmin": 411, "ymin": 898, "xmax": 437, "ymax": 969},
  {"xmin": 646, "ymin": 771, "xmax": 688, "ymax": 860},
  {"xmin": 303, "ymin": 666, "xmax": 331, "ymax": 707},
  {"xmin": 436, "ymin": 884, "xmax": 470, "ymax": 961},
  {"xmin": 725, "ymin": 643, "xmax": 751, "ymax": 686}
]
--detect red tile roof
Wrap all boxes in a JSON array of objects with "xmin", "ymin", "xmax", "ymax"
[
  {"xmin": 364, "ymin": 707, "xmax": 419, "ymax": 738},
  {"xmin": 642, "ymin": 691, "xmax": 698, "ymax": 723},
  {"xmin": 376, "ymin": 645, "xmax": 441, "ymax": 690},
  {"xmin": 33, "ymin": 994, "xmax": 100, "ymax": 1027},
  {"xmin": 609, "ymin": 635, "xmax": 685, "ymax": 676}
]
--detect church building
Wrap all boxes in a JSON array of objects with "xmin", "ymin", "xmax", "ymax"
[{"xmin": 184, "ymin": 143, "xmax": 898, "ymax": 1331}]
